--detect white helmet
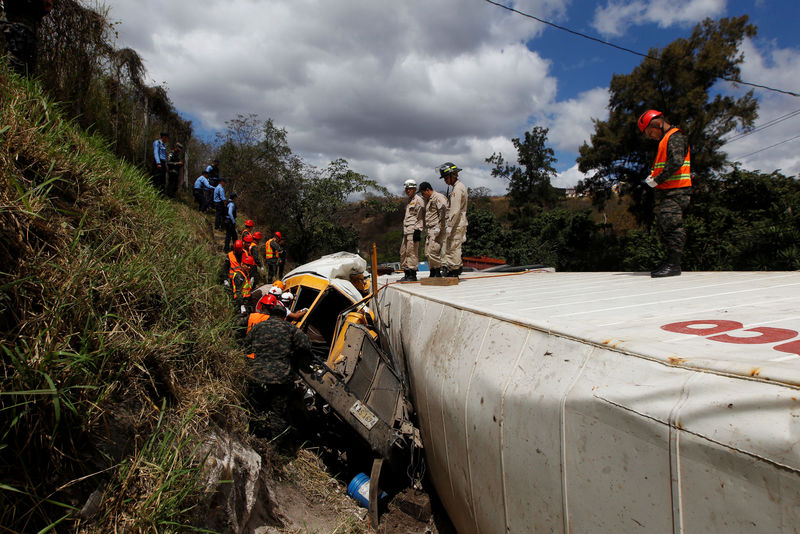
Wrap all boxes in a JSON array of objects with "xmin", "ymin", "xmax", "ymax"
[
  {"xmin": 403, "ymin": 179, "xmax": 417, "ymax": 189},
  {"xmin": 268, "ymin": 285, "xmax": 283, "ymax": 296},
  {"xmin": 280, "ymin": 291, "xmax": 294, "ymax": 303}
]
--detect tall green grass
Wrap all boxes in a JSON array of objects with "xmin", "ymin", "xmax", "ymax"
[{"xmin": 1, "ymin": 62, "xmax": 245, "ymax": 532}]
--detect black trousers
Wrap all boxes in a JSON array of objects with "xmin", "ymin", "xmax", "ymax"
[
  {"xmin": 224, "ymin": 220, "xmax": 237, "ymax": 251},
  {"xmin": 214, "ymin": 202, "xmax": 226, "ymax": 230}
]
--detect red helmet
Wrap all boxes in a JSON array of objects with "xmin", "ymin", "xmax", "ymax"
[
  {"xmin": 242, "ymin": 255, "xmax": 256, "ymax": 266},
  {"xmin": 233, "ymin": 240, "xmax": 244, "ymax": 252},
  {"xmin": 253, "ymin": 231, "xmax": 263, "ymax": 240},
  {"xmin": 245, "ymin": 220, "xmax": 255, "ymax": 227},
  {"xmin": 274, "ymin": 231, "xmax": 282, "ymax": 239},
  {"xmin": 256, "ymin": 293, "xmax": 278, "ymax": 312},
  {"xmin": 637, "ymin": 109, "xmax": 662, "ymax": 132},
  {"xmin": 243, "ymin": 234, "xmax": 253, "ymax": 243}
]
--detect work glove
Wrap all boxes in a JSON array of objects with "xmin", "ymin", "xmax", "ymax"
[
  {"xmin": 223, "ymin": 280, "xmax": 230, "ymax": 287},
  {"xmin": 413, "ymin": 229, "xmax": 421, "ymax": 242},
  {"xmin": 644, "ymin": 175, "xmax": 657, "ymax": 188},
  {"xmin": 446, "ymin": 226, "xmax": 452, "ymax": 237},
  {"xmin": 240, "ymin": 305, "xmax": 247, "ymax": 315}
]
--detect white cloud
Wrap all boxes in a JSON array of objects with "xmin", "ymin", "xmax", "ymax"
[
  {"xmin": 592, "ymin": 0, "xmax": 726, "ymax": 37},
  {"xmin": 721, "ymin": 38, "xmax": 800, "ymax": 178},
  {"xmin": 554, "ymin": 163, "xmax": 590, "ymax": 188},
  {"xmin": 545, "ymin": 86, "xmax": 610, "ymax": 152}
]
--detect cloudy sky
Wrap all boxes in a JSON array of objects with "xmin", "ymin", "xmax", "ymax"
[{"xmin": 108, "ymin": 0, "xmax": 800, "ymax": 194}]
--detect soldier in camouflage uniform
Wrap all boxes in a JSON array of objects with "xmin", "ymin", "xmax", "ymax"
[
  {"xmin": 1, "ymin": 0, "xmax": 52, "ymax": 76},
  {"xmin": 244, "ymin": 304, "xmax": 313, "ymax": 439},
  {"xmin": 638, "ymin": 110, "xmax": 692, "ymax": 278}
]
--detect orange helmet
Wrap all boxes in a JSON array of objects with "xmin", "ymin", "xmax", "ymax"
[
  {"xmin": 253, "ymin": 231, "xmax": 263, "ymax": 240},
  {"xmin": 272, "ymin": 280, "xmax": 285, "ymax": 290},
  {"xmin": 233, "ymin": 240, "xmax": 244, "ymax": 252},
  {"xmin": 245, "ymin": 220, "xmax": 255, "ymax": 227},
  {"xmin": 274, "ymin": 231, "xmax": 282, "ymax": 240},
  {"xmin": 243, "ymin": 234, "xmax": 253, "ymax": 243},
  {"xmin": 256, "ymin": 293, "xmax": 278, "ymax": 312},
  {"xmin": 637, "ymin": 109, "xmax": 662, "ymax": 132}
]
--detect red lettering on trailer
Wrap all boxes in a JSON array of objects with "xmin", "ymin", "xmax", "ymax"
[
  {"xmin": 773, "ymin": 340, "xmax": 800, "ymax": 358},
  {"xmin": 661, "ymin": 320, "xmax": 742, "ymax": 336},
  {"xmin": 708, "ymin": 327, "xmax": 798, "ymax": 345}
]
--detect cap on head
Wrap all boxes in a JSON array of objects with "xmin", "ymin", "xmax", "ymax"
[
  {"xmin": 419, "ymin": 181, "xmax": 432, "ymax": 192},
  {"xmin": 243, "ymin": 234, "xmax": 253, "ymax": 243},
  {"xmin": 274, "ymin": 231, "xmax": 282, "ymax": 239},
  {"xmin": 160, "ymin": 131, "xmax": 169, "ymax": 138},
  {"xmin": 202, "ymin": 169, "xmax": 209, "ymax": 175},
  {"xmin": 404, "ymin": 179, "xmax": 417, "ymax": 189},
  {"xmin": 256, "ymin": 293, "xmax": 278, "ymax": 312},
  {"xmin": 245, "ymin": 220, "xmax": 254, "ymax": 228},
  {"xmin": 439, "ymin": 162, "xmax": 461, "ymax": 178},
  {"xmin": 230, "ymin": 192, "xmax": 238, "ymax": 199},
  {"xmin": 219, "ymin": 177, "xmax": 227, "ymax": 182},
  {"xmin": 253, "ymin": 231, "xmax": 263, "ymax": 240},
  {"xmin": 233, "ymin": 239, "xmax": 244, "ymax": 252},
  {"xmin": 637, "ymin": 109, "xmax": 663, "ymax": 132},
  {"xmin": 213, "ymin": 159, "xmax": 219, "ymax": 164}
]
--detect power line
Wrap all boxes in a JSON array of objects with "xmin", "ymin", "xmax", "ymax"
[
  {"xmin": 723, "ymin": 107, "xmax": 800, "ymax": 144},
  {"xmin": 483, "ymin": 0, "xmax": 800, "ymax": 98},
  {"xmin": 734, "ymin": 133, "xmax": 800, "ymax": 160}
]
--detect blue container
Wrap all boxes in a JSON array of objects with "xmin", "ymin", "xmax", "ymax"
[{"xmin": 347, "ymin": 473, "xmax": 387, "ymax": 509}]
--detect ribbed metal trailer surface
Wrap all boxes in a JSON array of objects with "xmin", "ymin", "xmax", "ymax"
[{"xmin": 376, "ymin": 271, "xmax": 800, "ymax": 533}]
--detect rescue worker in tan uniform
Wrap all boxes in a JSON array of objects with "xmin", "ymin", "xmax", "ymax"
[
  {"xmin": 419, "ymin": 181, "xmax": 447, "ymax": 278},
  {"xmin": 399, "ymin": 179, "xmax": 425, "ymax": 281},
  {"xmin": 440, "ymin": 162, "xmax": 468, "ymax": 277}
]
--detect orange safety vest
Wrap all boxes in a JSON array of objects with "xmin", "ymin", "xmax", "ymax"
[
  {"xmin": 247, "ymin": 242, "xmax": 259, "ymax": 259},
  {"xmin": 265, "ymin": 238, "xmax": 278, "ymax": 260},
  {"xmin": 246, "ymin": 312, "xmax": 270, "ymax": 334},
  {"xmin": 231, "ymin": 268, "xmax": 251, "ymax": 299},
  {"xmin": 241, "ymin": 229, "xmax": 252, "ymax": 242},
  {"xmin": 651, "ymin": 128, "xmax": 691, "ymax": 190},
  {"xmin": 227, "ymin": 250, "xmax": 242, "ymax": 278}
]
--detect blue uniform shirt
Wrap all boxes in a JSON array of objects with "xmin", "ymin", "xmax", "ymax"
[
  {"xmin": 153, "ymin": 139, "xmax": 167, "ymax": 165},
  {"xmin": 227, "ymin": 201, "xmax": 236, "ymax": 225},
  {"xmin": 213, "ymin": 183, "xmax": 226, "ymax": 203},
  {"xmin": 194, "ymin": 175, "xmax": 212, "ymax": 190}
]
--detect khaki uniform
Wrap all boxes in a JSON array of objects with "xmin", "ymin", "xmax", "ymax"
[
  {"xmin": 424, "ymin": 191, "xmax": 448, "ymax": 269},
  {"xmin": 400, "ymin": 193, "xmax": 425, "ymax": 270},
  {"xmin": 444, "ymin": 180, "xmax": 468, "ymax": 270}
]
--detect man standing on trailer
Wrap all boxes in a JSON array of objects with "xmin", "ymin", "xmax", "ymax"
[
  {"xmin": 399, "ymin": 179, "xmax": 424, "ymax": 282},
  {"xmin": 439, "ymin": 162, "xmax": 468, "ymax": 278},
  {"xmin": 419, "ymin": 182, "xmax": 447, "ymax": 278},
  {"xmin": 638, "ymin": 109, "xmax": 692, "ymax": 278}
]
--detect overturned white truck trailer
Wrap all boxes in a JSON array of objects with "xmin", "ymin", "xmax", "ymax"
[{"xmin": 376, "ymin": 271, "xmax": 800, "ymax": 533}]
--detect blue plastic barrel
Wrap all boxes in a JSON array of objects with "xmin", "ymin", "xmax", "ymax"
[{"xmin": 347, "ymin": 473, "xmax": 387, "ymax": 509}]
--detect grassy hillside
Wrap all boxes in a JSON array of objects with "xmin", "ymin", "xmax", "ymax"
[{"xmin": 0, "ymin": 64, "xmax": 247, "ymax": 531}]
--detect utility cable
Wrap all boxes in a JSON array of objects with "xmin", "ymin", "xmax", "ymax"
[
  {"xmin": 484, "ymin": 0, "xmax": 800, "ymax": 98},
  {"xmin": 733, "ymin": 133, "xmax": 800, "ymax": 160},
  {"xmin": 723, "ymin": 107, "xmax": 800, "ymax": 144}
]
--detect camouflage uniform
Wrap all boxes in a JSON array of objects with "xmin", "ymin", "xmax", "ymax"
[
  {"xmin": 654, "ymin": 131, "xmax": 691, "ymax": 257},
  {"xmin": 244, "ymin": 315, "xmax": 313, "ymax": 439},
  {"xmin": 1, "ymin": 0, "xmax": 50, "ymax": 76}
]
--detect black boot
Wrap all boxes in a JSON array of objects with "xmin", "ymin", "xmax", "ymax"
[
  {"xmin": 429, "ymin": 268, "xmax": 441, "ymax": 278},
  {"xmin": 651, "ymin": 253, "xmax": 681, "ymax": 278},
  {"xmin": 399, "ymin": 269, "xmax": 417, "ymax": 282},
  {"xmin": 446, "ymin": 267, "xmax": 461, "ymax": 278}
]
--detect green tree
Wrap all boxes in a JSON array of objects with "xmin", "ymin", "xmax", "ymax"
[
  {"xmin": 576, "ymin": 16, "xmax": 758, "ymax": 215},
  {"xmin": 487, "ymin": 126, "xmax": 558, "ymax": 210}
]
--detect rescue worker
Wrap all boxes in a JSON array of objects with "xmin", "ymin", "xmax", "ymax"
[
  {"xmin": 638, "ymin": 110, "xmax": 692, "ymax": 278},
  {"xmin": 165, "ymin": 142, "xmax": 184, "ymax": 198},
  {"xmin": 265, "ymin": 231, "xmax": 283, "ymax": 283},
  {"xmin": 193, "ymin": 169, "xmax": 214, "ymax": 212},
  {"xmin": 247, "ymin": 294, "xmax": 277, "ymax": 334},
  {"xmin": 152, "ymin": 131, "xmax": 169, "ymax": 193},
  {"xmin": 221, "ymin": 239, "xmax": 245, "ymax": 286},
  {"xmin": 440, "ymin": 162, "xmax": 468, "ymax": 277},
  {"xmin": 206, "ymin": 159, "xmax": 221, "ymax": 187},
  {"xmin": 277, "ymin": 291, "xmax": 308, "ymax": 322},
  {"xmin": 419, "ymin": 181, "xmax": 448, "ymax": 277},
  {"xmin": 213, "ymin": 177, "xmax": 227, "ymax": 230},
  {"xmin": 224, "ymin": 192, "xmax": 239, "ymax": 252},
  {"xmin": 242, "ymin": 220, "xmax": 255, "ymax": 242},
  {"xmin": 0, "ymin": 0, "xmax": 52, "ymax": 76},
  {"xmin": 232, "ymin": 255, "xmax": 256, "ymax": 315},
  {"xmin": 244, "ymin": 297, "xmax": 314, "ymax": 439},
  {"xmin": 399, "ymin": 179, "xmax": 424, "ymax": 282}
]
